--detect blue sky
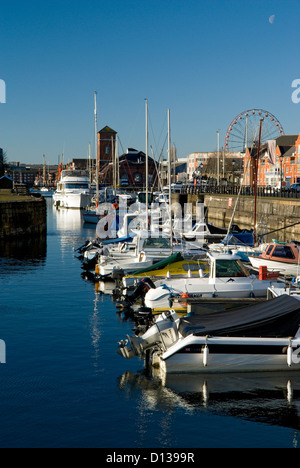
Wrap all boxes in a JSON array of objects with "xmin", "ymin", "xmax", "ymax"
[{"xmin": 0, "ymin": 0, "xmax": 299, "ymax": 165}]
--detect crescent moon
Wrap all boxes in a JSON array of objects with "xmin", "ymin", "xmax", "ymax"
[{"xmin": 269, "ymin": 15, "xmax": 275, "ymax": 24}]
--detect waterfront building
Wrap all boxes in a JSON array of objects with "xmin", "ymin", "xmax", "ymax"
[
  {"xmin": 187, "ymin": 151, "xmax": 244, "ymax": 182},
  {"xmin": 243, "ymin": 134, "xmax": 300, "ymax": 187}
]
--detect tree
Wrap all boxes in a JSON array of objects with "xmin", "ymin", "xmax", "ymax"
[{"xmin": 0, "ymin": 149, "xmax": 7, "ymax": 177}]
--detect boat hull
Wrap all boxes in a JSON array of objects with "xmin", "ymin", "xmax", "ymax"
[
  {"xmin": 249, "ymin": 256, "xmax": 300, "ymax": 276},
  {"xmin": 99, "ymin": 260, "xmax": 153, "ymax": 276},
  {"xmin": 156, "ymin": 352, "xmax": 300, "ymax": 374},
  {"xmin": 144, "ymin": 279, "xmax": 282, "ymax": 311},
  {"xmin": 153, "ymin": 336, "xmax": 300, "ymax": 374},
  {"xmin": 53, "ymin": 193, "xmax": 91, "ymax": 209}
]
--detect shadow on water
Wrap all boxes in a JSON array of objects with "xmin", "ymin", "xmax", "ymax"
[
  {"xmin": 118, "ymin": 369, "xmax": 300, "ymax": 432},
  {"xmin": 0, "ymin": 235, "xmax": 47, "ymax": 274}
]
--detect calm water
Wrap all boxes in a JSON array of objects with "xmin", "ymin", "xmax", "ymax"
[{"xmin": 0, "ymin": 199, "xmax": 300, "ymax": 448}]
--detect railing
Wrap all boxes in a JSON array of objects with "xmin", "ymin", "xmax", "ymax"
[{"xmin": 179, "ymin": 185, "xmax": 300, "ymax": 199}]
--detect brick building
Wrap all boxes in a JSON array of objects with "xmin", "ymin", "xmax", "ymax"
[
  {"xmin": 100, "ymin": 147, "xmax": 158, "ymax": 188},
  {"xmin": 243, "ymin": 134, "xmax": 300, "ymax": 187},
  {"xmin": 97, "ymin": 126, "xmax": 117, "ymax": 173}
]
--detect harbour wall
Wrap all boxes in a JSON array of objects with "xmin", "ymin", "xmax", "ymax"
[
  {"xmin": 172, "ymin": 193, "xmax": 300, "ymax": 242},
  {"xmin": 0, "ymin": 197, "xmax": 47, "ymax": 240}
]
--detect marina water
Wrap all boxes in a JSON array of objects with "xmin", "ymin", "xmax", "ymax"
[{"xmin": 0, "ymin": 199, "xmax": 300, "ymax": 448}]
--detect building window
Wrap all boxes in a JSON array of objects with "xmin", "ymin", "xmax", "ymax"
[{"xmin": 105, "ymin": 146, "xmax": 110, "ymax": 155}]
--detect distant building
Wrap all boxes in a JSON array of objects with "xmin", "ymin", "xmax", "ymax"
[
  {"xmin": 100, "ymin": 148, "xmax": 158, "ymax": 188},
  {"xmin": 6, "ymin": 163, "xmax": 36, "ymax": 186},
  {"xmin": 243, "ymin": 134, "xmax": 300, "ymax": 187},
  {"xmin": 0, "ymin": 175, "xmax": 13, "ymax": 189},
  {"xmin": 97, "ymin": 126, "xmax": 117, "ymax": 173},
  {"xmin": 187, "ymin": 151, "xmax": 244, "ymax": 181}
]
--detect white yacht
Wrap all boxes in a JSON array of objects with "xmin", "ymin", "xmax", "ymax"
[{"xmin": 53, "ymin": 170, "xmax": 92, "ymax": 209}]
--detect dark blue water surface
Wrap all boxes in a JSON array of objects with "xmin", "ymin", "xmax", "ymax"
[{"xmin": 1, "ymin": 199, "xmax": 300, "ymax": 448}]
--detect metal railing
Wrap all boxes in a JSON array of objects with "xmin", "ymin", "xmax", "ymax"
[{"xmin": 179, "ymin": 184, "xmax": 300, "ymax": 199}]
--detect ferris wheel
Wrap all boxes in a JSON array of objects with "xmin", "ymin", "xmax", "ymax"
[{"xmin": 224, "ymin": 109, "xmax": 285, "ymax": 153}]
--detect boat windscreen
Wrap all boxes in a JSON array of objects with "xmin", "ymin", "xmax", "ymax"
[{"xmin": 215, "ymin": 259, "xmax": 249, "ymax": 278}]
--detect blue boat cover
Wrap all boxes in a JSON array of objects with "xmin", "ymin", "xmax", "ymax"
[{"xmin": 222, "ymin": 233, "xmax": 254, "ymax": 247}]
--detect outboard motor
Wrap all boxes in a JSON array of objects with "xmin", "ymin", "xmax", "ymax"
[
  {"xmin": 82, "ymin": 252, "xmax": 101, "ymax": 271},
  {"xmin": 125, "ymin": 277, "xmax": 156, "ymax": 306},
  {"xmin": 117, "ymin": 310, "xmax": 180, "ymax": 360}
]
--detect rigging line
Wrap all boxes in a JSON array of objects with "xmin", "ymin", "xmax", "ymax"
[
  {"xmin": 117, "ymin": 135, "xmax": 125, "ymax": 155},
  {"xmin": 123, "ymin": 103, "xmax": 144, "ymax": 152},
  {"xmin": 226, "ymin": 138, "xmax": 258, "ymax": 240},
  {"xmin": 148, "ymin": 107, "xmax": 168, "ymax": 160}
]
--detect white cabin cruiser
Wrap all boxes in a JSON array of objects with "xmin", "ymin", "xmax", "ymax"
[
  {"xmin": 117, "ymin": 295, "xmax": 300, "ymax": 374},
  {"xmin": 143, "ymin": 252, "xmax": 284, "ymax": 312},
  {"xmin": 53, "ymin": 170, "xmax": 91, "ymax": 209}
]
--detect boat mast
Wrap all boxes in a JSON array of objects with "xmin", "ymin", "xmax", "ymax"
[
  {"xmin": 94, "ymin": 91, "xmax": 99, "ymax": 207},
  {"xmin": 254, "ymin": 119, "xmax": 263, "ymax": 244},
  {"xmin": 43, "ymin": 154, "xmax": 46, "ymax": 187},
  {"xmin": 145, "ymin": 98, "xmax": 149, "ymax": 230},
  {"xmin": 217, "ymin": 130, "xmax": 220, "ymax": 186},
  {"xmin": 88, "ymin": 143, "xmax": 92, "ymax": 183},
  {"xmin": 168, "ymin": 109, "xmax": 173, "ymax": 254}
]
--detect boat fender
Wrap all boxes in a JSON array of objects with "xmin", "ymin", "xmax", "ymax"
[
  {"xmin": 287, "ymin": 340, "xmax": 293, "ymax": 367},
  {"xmin": 203, "ymin": 344, "xmax": 209, "ymax": 367},
  {"xmin": 181, "ymin": 292, "xmax": 189, "ymax": 306}
]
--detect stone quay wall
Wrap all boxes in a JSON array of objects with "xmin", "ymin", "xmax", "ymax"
[
  {"xmin": 171, "ymin": 193, "xmax": 300, "ymax": 242},
  {"xmin": 0, "ymin": 197, "xmax": 47, "ymax": 240}
]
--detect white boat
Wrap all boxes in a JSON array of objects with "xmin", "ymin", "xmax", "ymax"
[
  {"xmin": 143, "ymin": 252, "xmax": 284, "ymax": 311},
  {"xmin": 94, "ymin": 234, "xmax": 206, "ymax": 277},
  {"xmin": 249, "ymin": 242, "xmax": 300, "ymax": 277},
  {"xmin": 183, "ymin": 221, "xmax": 226, "ymax": 242},
  {"xmin": 82, "ymin": 208, "xmax": 102, "ymax": 224},
  {"xmin": 98, "ymin": 251, "xmax": 153, "ymax": 276},
  {"xmin": 117, "ymin": 295, "xmax": 300, "ymax": 374},
  {"xmin": 53, "ymin": 170, "xmax": 92, "ymax": 209}
]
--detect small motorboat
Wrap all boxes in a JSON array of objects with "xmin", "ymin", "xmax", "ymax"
[
  {"xmin": 98, "ymin": 251, "xmax": 154, "ymax": 276},
  {"xmin": 122, "ymin": 253, "xmax": 209, "ymax": 289},
  {"xmin": 249, "ymin": 242, "xmax": 300, "ymax": 277},
  {"xmin": 117, "ymin": 295, "xmax": 300, "ymax": 374},
  {"xmin": 142, "ymin": 252, "xmax": 283, "ymax": 312}
]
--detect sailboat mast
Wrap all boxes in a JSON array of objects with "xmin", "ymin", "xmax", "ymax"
[
  {"xmin": 168, "ymin": 109, "xmax": 173, "ymax": 254},
  {"xmin": 43, "ymin": 154, "xmax": 46, "ymax": 186},
  {"xmin": 254, "ymin": 118, "xmax": 263, "ymax": 244},
  {"xmin": 94, "ymin": 91, "xmax": 99, "ymax": 206},
  {"xmin": 145, "ymin": 98, "xmax": 149, "ymax": 230}
]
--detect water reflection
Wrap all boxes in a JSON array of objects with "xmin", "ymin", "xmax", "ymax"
[
  {"xmin": 118, "ymin": 370, "xmax": 300, "ymax": 435},
  {"xmin": 51, "ymin": 205, "xmax": 96, "ymax": 257},
  {"xmin": 0, "ymin": 236, "xmax": 46, "ymax": 275}
]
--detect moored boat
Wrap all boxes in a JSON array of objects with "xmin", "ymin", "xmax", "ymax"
[
  {"xmin": 53, "ymin": 170, "xmax": 92, "ymax": 209},
  {"xmin": 249, "ymin": 242, "xmax": 300, "ymax": 277},
  {"xmin": 122, "ymin": 253, "xmax": 209, "ymax": 288},
  {"xmin": 117, "ymin": 295, "xmax": 300, "ymax": 374},
  {"xmin": 142, "ymin": 252, "xmax": 284, "ymax": 312}
]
